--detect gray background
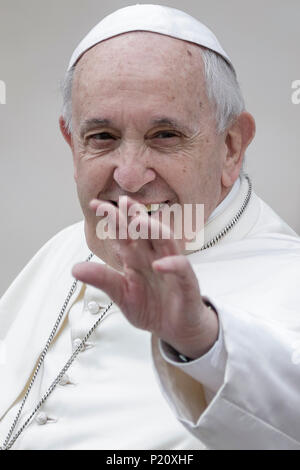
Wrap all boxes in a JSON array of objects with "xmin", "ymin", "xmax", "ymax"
[{"xmin": 0, "ymin": 0, "xmax": 299, "ymax": 297}]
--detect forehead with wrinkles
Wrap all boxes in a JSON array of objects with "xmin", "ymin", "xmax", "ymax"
[{"xmin": 71, "ymin": 31, "xmax": 211, "ymax": 127}]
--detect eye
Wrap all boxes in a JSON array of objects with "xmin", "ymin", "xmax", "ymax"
[
  {"xmin": 153, "ymin": 131, "xmax": 179, "ymax": 139},
  {"xmin": 90, "ymin": 132, "xmax": 117, "ymax": 140}
]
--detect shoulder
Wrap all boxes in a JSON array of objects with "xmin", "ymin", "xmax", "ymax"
[
  {"xmin": 21, "ymin": 220, "xmax": 89, "ymax": 269},
  {"xmin": 0, "ymin": 220, "xmax": 89, "ymax": 302},
  {"xmin": 250, "ymin": 195, "xmax": 299, "ymax": 239},
  {"xmin": 0, "ymin": 220, "xmax": 89, "ymax": 336},
  {"xmin": 40, "ymin": 220, "xmax": 86, "ymax": 249}
]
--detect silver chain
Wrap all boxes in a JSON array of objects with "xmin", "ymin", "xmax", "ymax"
[
  {"xmin": 194, "ymin": 174, "xmax": 252, "ymax": 253},
  {"xmin": 1, "ymin": 176, "xmax": 252, "ymax": 450},
  {"xmin": 1, "ymin": 253, "xmax": 113, "ymax": 451}
]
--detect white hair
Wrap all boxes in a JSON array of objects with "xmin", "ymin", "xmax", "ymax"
[
  {"xmin": 200, "ymin": 48, "xmax": 245, "ymax": 133},
  {"xmin": 60, "ymin": 47, "xmax": 245, "ymax": 136}
]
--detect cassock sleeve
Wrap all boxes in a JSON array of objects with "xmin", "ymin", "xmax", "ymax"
[
  {"xmin": 158, "ymin": 309, "xmax": 227, "ymax": 397},
  {"xmin": 151, "ymin": 298, "xmax": 300, "ymax": 450}
]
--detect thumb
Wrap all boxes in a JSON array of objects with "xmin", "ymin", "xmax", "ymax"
[{"xmin": 72, "ymin": 262, "xmax": 125, "ymax": 306}]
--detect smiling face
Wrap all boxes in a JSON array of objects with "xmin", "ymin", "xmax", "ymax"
[{"xmin": 61, "ymin": 32, "xmax": 242, "ymax": 270}]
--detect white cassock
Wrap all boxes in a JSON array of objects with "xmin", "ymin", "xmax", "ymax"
[{"xmin": 0, "ymin": 175, "xmax": 300, "ymax": 450}]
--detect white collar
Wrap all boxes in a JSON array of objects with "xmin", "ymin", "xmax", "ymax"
[
  {"xmin": 208, "ymin": 177, "xmax": 241, "ymax": 223},
  {"xmin": 186, "ymin": 175, "xmax": 260, "ymax": 253}
]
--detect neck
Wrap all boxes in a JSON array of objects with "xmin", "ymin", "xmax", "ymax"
[
  {"xmin": 184, "ymin": 175, "xmax": 251, "ymax": 255},
  {"xmin": 208, "ymin": 177, "xmax": 241, "ymax": 223}
]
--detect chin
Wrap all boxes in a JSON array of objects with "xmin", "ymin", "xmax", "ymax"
[{"xmin": 87, "ymin": 236, "xmax": 124, "ymax": 272}]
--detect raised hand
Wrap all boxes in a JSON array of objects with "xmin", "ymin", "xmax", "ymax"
[{"xmin": 72, "ymin": 197, "xmax": 219, "ymax": 359}]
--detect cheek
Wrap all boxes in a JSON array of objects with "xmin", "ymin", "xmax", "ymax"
[
  {"xmin": 176, "ymin": 138, "xmax": 222, "ymax": 201},
  {"xmin": 75, "ymin": 157, "xmax": 111, "ymax": 207}
]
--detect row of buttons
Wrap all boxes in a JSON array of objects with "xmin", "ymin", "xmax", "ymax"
[
  {"xmin": 35, "ymin": 373, "xmax": 71, "ymax": 425},
  {"xmin": 72, "ymin": 301, "xmax": 103, "ymax": 350},
  {"xmin": 34, "ymin": 300, "xmax": 103, "ymax": 426}
]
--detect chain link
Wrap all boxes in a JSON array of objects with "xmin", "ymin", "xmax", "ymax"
[
  {"xmin": 1, "ymin": 252, "xmax": 102, "ymax": 450},
  {"xmin": 191, "ymin": 174, "xmax": 252, "ymax": 253},
  {"xmin": 2, "ymin": 299, "xmax": 113, "ymax": 450}
]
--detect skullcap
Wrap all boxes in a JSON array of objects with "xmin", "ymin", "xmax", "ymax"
[{"xmin": 67, "ymin": 4, "xmax": 234, "ymax": 72}]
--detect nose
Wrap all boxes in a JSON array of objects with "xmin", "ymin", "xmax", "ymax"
[{"xmin": 113, "ymin": 153, "xmax": 156, "ymax": 193}]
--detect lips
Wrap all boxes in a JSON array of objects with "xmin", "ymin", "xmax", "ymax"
[
  {"xmin": 145, "ymin": 202, "xmax": 165, "ymax": 213},
  {"xmin": 109, "ymin": 200, "xmax": 169, "ymax": 215}
]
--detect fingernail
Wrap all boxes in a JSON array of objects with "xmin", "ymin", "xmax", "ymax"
[{"xmin": 89, "ymin": 199, "xmax": 101, "ymax": 209}]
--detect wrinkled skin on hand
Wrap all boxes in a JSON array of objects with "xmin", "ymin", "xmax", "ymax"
[{"xmin": 72, "ymin": 197, "xmax": 219, "ymax": 359}]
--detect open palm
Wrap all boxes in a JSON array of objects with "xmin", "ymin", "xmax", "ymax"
[{"xmin": 72, "ymin": 198, "xmax": 218, "ymax": 359}]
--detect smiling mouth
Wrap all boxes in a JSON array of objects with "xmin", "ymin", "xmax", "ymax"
[{"xmin": 110, "ymin": 200, "xmax": 169, "ymax": 215}]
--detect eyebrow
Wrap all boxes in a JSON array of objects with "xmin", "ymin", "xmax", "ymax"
[
  {"xmin": 150, "ymin": 117, "xmax": 194, "ymax": 134},
  {"xmin": 79, "ymin": 116, "xmax": 194, "ymax": 138},
  {"xmin": 80, "ymin": 118, "xmax": 112, "ymax": 139}
]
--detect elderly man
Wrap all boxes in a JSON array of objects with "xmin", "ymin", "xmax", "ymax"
[{"xmin": 1, "ymin": 5, "xmax": 300, "ymax": 451}]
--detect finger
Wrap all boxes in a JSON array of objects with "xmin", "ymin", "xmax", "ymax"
[
  {"xmin": 117, "ymin": 213, "xmax": 170, "ymax": 271},
  {"xmin": 147, "ymin": 215, "xmax": 182, "ymax": 257},
  {"xmin": 72, "ymin": 262, "xmax": 126, "ymax": 306},
  {"xmin": 119, "ymin": 195, "xmax": 148, "ymax": 220},
  {"xmin": 90, "ymin": 199, "xmax": 130, "ymax": 245},
  {"xmin": 89, "ymin": 199, "xmax": 101, "ymax": 211},
  {"xmin": 90, "ymin": 199, "xmax": 154, "ymax": 271},
  {"xmin": 118, "ymin": 199, "xmax": 158, "ymax": 268},
  {"xmin": 152, "ymin": 255, "xmax": 200, "ymax": 295},
  {"xmin": 129, "ymin": 212, "xmax": 181, "ymax": 258}
]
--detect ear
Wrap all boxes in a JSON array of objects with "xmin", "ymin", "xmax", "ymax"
[
  {"xmin": 59, "ymin": 116, "xmax": 73, "ymax": 148},
  {"xmin": 59, "ymin": 116, "xmax": 78, "ymax": 180},
  {"xmin": 221, "ymin": 112, "xmax": 256, "ymax": 188}
]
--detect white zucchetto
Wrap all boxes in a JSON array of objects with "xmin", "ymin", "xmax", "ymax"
[{"xmin": 67, "ymin": 4, "xmax": 233, "ymax": 71}]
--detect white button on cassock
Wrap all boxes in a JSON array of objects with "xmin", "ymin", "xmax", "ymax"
[
  {"xmin": 59, "ymin": 373, "xmax": 70, "ymax": 386},
  {"xmin": 73, "ymin": 338, "xmax": 83, "ymax": 351},
  {"xmin": 87, "ymin": 301, "xmax": 101, "ymax": 314},
  {"xmin": 35, "ymin": 412, "xmax": 48, "ymax": 425}
]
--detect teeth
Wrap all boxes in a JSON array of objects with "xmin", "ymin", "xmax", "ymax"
[{"xmin": 146, "ymin": 203, "xmax": 165, "ymax": 213}]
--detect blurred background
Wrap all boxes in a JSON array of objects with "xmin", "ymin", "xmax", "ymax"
[{"xmin": 0, "ymin": 0, "xmax": 299, "ymax": 296}]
